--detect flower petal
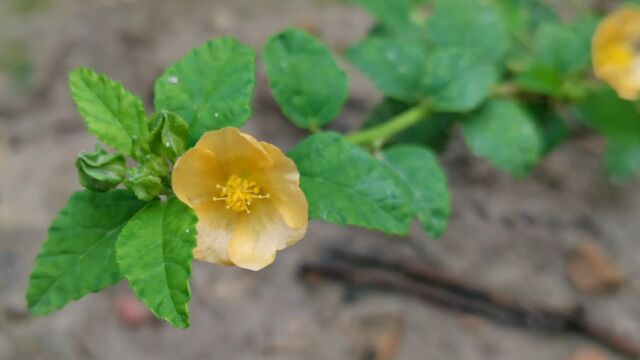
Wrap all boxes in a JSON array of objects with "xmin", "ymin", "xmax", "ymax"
[
  {"xmin": 257, "ymin": 142, "xmax": 309, "ymax": 229},
  {"xmin": 193, "ymin": 202, "xmax": 237, "ymax": 266},
  {"xmin": 228, "ymin": 202, "xmax": 307, "ymax": 271},
  {"xmin": 172, "ymin": 147, "xmax": 225, "ymax": 209},
  {"xmin": 195, "ymin": 128, "xmax": 273, "ymax": 173},
  {"xmin": 593, "ymin": 7, "xmax": 640, "ymax": 100}
]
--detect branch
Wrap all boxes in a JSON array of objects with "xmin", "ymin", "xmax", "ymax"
[{"xmin": 299, "ymin": 249, "xmax": 640, "ymax": 359}]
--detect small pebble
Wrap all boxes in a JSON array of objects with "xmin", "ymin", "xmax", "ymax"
[
  {"xmin": 566, "ymin": 241, "xmax": 623, "ymax": 295},
  {"xmin": 569, "ymin": 347, "xmax": 608, "ymax": 360},
  {"xmin": 115, "ymin": 294, "xmax": 153, "ymax": 327}
]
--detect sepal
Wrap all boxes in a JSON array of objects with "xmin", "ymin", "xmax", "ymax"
[
  {"xmin": 124, "ymin": 166, "xmax": 165, "ymax": 201},
  {"xmin": 148, "ymin": 111, "xmax": 190, "ymax": 160}
]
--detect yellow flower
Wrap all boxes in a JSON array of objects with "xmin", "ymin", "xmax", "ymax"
[
  {"xmin": 172, "ymin": 127, "xmax": 308, "ymax": 271},
  {"xmin": 593, "ymin": 6, "xmax": 640, "ymax": 100}
]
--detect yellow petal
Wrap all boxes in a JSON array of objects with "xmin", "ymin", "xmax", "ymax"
[
  {"xmin": 227, "ymin": 202, "xmax": 307, "ymax": 271},
  {"xmin": 192, "ymin": 202, "xmax": 237, "ymax": 266},
  {"xmin": 172, "ymin": 147, "xmax": 224, "ymax": 209},
  {"xmin": 256, "ymin": 142, "xmax": 309, "ymax": 229},
  {"xmin": 172, "ymin": 128, "xmax": 309, "ymax": 270},
  {"xmin": 593, "ymin": 7, "xmax": 640, "ymax": 100},
  {"xmin": 195, "ymin": 127, "xmax": 273, "ymax": 174}
]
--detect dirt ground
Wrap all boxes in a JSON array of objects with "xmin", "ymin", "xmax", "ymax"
[{"xmin": 1, "ymin": 0, "xmax": 639, "ymax": 359}]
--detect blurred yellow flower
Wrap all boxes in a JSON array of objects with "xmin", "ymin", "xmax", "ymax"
[
  {"xmin": 593, "ymin": 6, "xmax": 640, "ymax": 100},
  {"xmin": 172, "ymin": 127, "xmax": 308, "ymax": 271}
]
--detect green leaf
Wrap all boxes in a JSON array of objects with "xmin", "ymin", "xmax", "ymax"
[
  {"xmin": 154, "ymin": 38, "xmax": 256, "ymax": 145},
  {"xmin": 494, "ymin": 0, "xmax": 557, "ymax": 35},
  {"xmin": 604, "ymin": 137, "xmax": 640, "ymax": 181},
  {"xmin": 578, "ymin": 87, "xmax": 640, "ymax": 138},
  {"xmin": 383, "ymin": 145, "xmax": 451, "ymax": 237},
  {"xmin": 288, "ymin": 132, "xmax": 412, "ymax": 235},
  {"xmin": 423, "ymin": 48, "xmax": 499, "ymax": 112},
  {"xmin": 69, "ymin": 68, "xmax": 148, "ymax": 156},
  {"xmin": 528, "ymin": 104, "xmax": 567, "ymax": 155},
  {"xmin": 494, "ymin": 0, "xmax": 530, "ymax": 36},
  {"xmin": 347, "ymin": 36, "xmax": 428, "ymax": 101},
  {"xmin": 578, "ymin": 88, "xmax": 640, "ymax": 180},
  {"xmin": 531, "ymin": 21, "xmax": 592, "ymax": 75},
  {"xmin": 462, "ymin": 99, "xmax": 542, "ymax": 177},
  {"xmin": 76, "ymin": 146, "xmax": 126, "ymax": 192},
  {"xmin": 116, "ymin": 197, "xmax": 198, "ymax": 329},
  {"xmin": 363, "ymin": 98, "xmax": 455, "ymax": 152},
  {"xmin": 365, "ymin": 18, "xmax": 430, "ymax": 48},
  {"xmin": 148, "ymin": 111, "xmax": 190, "ymax": 160},
  {"xmin": 352, "ymin": 0, "xmax": 412, "ymax": 30},
  {"xmin": 26, "ymin": 190, "xmax": 146, "ymax": 315},
  {"xmin": 515, "ymin": 17, "xmax": 597, "ymax": 97},
  {"xmin": 538, "ymin": 113, "xmax": 567, "ymax": 155},
  {"xmin": 427, "ymin": 0, "xmax": 509, "ymax": 62},
  {"xmin": 264, "ymin": 28, "xmax": 348, "ymax": 129}
]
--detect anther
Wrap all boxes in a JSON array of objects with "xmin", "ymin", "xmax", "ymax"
[{"xmin": 211, "ymin": 175, "xmax": 270, "ymax": 213}]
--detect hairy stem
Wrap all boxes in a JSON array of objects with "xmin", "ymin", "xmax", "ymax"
[{"xmin": 346, "ymin": 101, "xmax": 432, "ymax": 145}]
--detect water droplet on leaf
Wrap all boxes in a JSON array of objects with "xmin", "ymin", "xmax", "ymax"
[{"xmin": 385, "ymin": 50, "xmax": 397, "ymax": 62}]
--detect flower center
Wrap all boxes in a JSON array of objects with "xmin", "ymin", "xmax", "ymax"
[{"xmin": 212, "ymin": 175, "xmax": 270, "ymax": 213}]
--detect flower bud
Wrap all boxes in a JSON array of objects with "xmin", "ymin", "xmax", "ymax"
[{"xmin": 75, "ymin": 147, "xmax": 126, "ymax": 192}]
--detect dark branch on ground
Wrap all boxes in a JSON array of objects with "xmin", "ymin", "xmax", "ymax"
[{"xmin": 299, "ymin": 248, "xmax": 640, "ymax": 359}]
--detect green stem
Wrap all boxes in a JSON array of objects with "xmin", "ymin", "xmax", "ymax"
[{"xmin": 346, "ymin": 101, "xmax": 432, "ymax": 145}]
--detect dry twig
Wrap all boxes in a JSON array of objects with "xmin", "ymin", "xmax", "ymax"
[{"xmin": 299, "ymin": 249, "xmax": 640, "ymax": 359}]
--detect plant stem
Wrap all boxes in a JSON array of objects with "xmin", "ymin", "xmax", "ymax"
[{"xmin": 346, "ymin": 101, "xmax": 432, "ymax": 145}]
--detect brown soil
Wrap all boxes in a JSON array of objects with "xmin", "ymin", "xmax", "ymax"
[{"xmin": 1, "ymin": 0, "xmax": 639, "ymax": 359}]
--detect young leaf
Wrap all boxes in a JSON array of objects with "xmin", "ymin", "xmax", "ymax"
[
  {"xmin": 427, "ymin": 0, "xmax": 509, "ymax": 62},
  {"xmin": 69, "ymin": 68, "xmax": 148, "ymax": 156},
  {"xmin": 76, "ymin": 146, "xmax": 126, "ymax": 192},
  {"xmin": 347, "ymin": 37, "xmax": 428, "ymax": 101},
  {"xmin": 26, "ymin": 190, "xmax": 146, "ymax": 315},
  {"xmin": 462, "ymin": 100, "xmax": 542, "ymax": 177},
  {"xmin": 116, "ymin": 197, "xmax": 198, "ymax": 329},
  {"xmin": 423, "ymin": 48, "xmax": 499, "ymax": 112},
  {"xmin": 352, "ymin": 0, "xmax": 412, "ymax": 30},
  {"xmin": 383, "ymin": 145, "xmax": 451, "ymax": 237},
  {"xmin": 154, "ymin": 38, "xmax": 256, "ymax": 145},
  {"xmin": 264, "ymin": 28, "xmax": 348, "ymax": 130},
  {"xmin": 288, "ymin": 132, "xmax": 412, "ymax": 235}
]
